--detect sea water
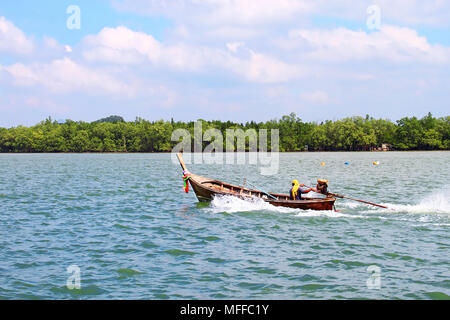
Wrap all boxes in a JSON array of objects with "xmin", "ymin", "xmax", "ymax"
[{"xmin": 0, "ymin": 152, "xmax": 448, "ymax": 299}]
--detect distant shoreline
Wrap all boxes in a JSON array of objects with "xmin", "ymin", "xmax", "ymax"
[
  {"xmin": 0, "ymin": 150, "xmax": 448, "ymax": 154},
  {"xmin": 1, "ymin": 113, "xmax": 448, "ymax": 152}
]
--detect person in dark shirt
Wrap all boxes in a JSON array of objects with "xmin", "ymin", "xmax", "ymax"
[
  {"xmin": 316, "ymin": 179, "xmax": 329, "ymax": 195},
  {"xmin": 290, "ymin": 180, "xmax": 314, "ymax": 200}
]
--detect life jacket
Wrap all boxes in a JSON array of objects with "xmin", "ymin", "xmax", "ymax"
[
  {"xmin": 290, "ymin": 187, "xmax": 302, "ymax": 200},
  {"xmin": 290, "ymin": 180, "xmax": 302, "ymax": 200}
]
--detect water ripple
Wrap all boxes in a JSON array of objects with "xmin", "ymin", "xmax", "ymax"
[{"xmin": 0, "ymin": 152, "xmax": 449, "ymax": 299}]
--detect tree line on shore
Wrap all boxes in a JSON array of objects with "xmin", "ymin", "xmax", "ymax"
[{"xmin": 0, "ymin": 113, "xmax": 448, "ymax": 153}]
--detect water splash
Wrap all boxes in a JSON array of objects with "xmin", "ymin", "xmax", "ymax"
[
  {"xmin": 381, "ymin": 190, "xmax": 450, "ymax": 214},
  {"xmin": 293, "ymin": 210, "xmax": 361, "ymax": 219},
  {"xmin": 338, "ymin": 201, "xmax": 361, "ymax": 209},
  {"xmin": 208, "ymin": 195, "xmax": 356, "ymax": 218},
  {"xmin": 338, "ymin": 190, "xmax": 450, "ymax": 214},
  {"xmin": 386, "ymin": 191, "xmax": 450, "ymax": 214},
  {"xmin": 209, "ymin": 195, "xmax": 296, "ymax": 214},
  {"xmin": 208, "ymin": 189, "xmax": 450, "ymax": 220}
]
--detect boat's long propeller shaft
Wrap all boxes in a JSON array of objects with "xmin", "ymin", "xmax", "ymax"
[{"xmin": 305, "ymin": 184, "xmax": 390, "ymax": 210}]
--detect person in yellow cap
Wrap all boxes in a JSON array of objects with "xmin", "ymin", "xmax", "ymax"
[{"xmin": 290, "ymin": 180, "xmax": 314, "ymax": 200}]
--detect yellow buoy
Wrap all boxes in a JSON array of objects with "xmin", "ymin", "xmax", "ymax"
[
  {"xmin": 373, "ymin": 161, "xmax": 379, "ymax": 165},
  {"xmin": 320, "ymin": 162, "xmax": 325, "ymax": 166}
]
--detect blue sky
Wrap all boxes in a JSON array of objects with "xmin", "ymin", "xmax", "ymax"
[
  {"xmin": 0, "ymin": 0, "xmax": 172, "ymax": 45},
  {"xmin": 0, "ymin": 0, "xmax": 449, "ymax": 127}
]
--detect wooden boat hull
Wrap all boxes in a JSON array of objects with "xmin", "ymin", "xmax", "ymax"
[
  {"xmin": 188, "ymin": 176, "xmax": 335, "ymax": 210},
  {"xmin": 177, "ymin": 153, "xmax": 336, "ymax": 211}
]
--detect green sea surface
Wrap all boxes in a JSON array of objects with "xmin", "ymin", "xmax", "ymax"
[{"xmin": 0, "ymin": 152, "xmax": 448, "ymax": 299}]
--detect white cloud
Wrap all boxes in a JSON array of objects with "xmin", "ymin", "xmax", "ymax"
[
  {"xmin": 266, "ymin": 86, "xmax": 288, "ymax": 98},
  {"xmin": 3, "ymin": 58, "xmax": 135, "ymax": 96},
  {"xmin": 82, "ymin": 26, "xmax": 217, "ymax": 71},
  {"xmin": 200, "ymin": 0, "xmax": 312, "ymax": 25},
  {"xmin": 319, "ymin": 0, "xmax": 450, "ymax": 28},
  {"xmin": 226, "ymin": 41, "xmax": 245, "ymax": 53},
  {"xmin": 42, "ymin": 36, "xmax": 74, "ymax": 56},
  {"xmin": 300, "ymin": 90, "xmax": 329, "ymax": 105},
  {"xmin": 172, "ymin": 25, "xmax": 190, "ymax": 38},
  {"xmin": 206, "ymin": 26, "xmax": 260, "ymax": 39},
  {"xmin": 288, "ymin": 25, "xmax": 450, "ymax": 64},
  {"xmin": 0, "ymin": 16, "xmax": 34, "ymax": 55},
  {"xmin": 112, "ymin": 0, "xmax": 450, "ymax": 27},
  {"xmin": 112, "ymin": 0, "xmax": 314, "ymax": 25},
  {"xmin": 82, "ymin": 26, "xmax": 302, "ymax": 83},
  {"xmin": 227, "ymin": 50, "xmax": 301, "ymax": 83},
  {"xmin": 24, "ymin": 96, "xmax": 71, "ymax": 113}
]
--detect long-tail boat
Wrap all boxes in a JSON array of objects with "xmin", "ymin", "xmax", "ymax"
[{"xmin": 176, "ymin": 153, "xmax": 336, "ymax": 211}]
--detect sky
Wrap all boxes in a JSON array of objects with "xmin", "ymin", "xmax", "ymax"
[{"xmin": 0, "ymin": 0, "xmax": 449, "ymax": 127}]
